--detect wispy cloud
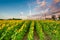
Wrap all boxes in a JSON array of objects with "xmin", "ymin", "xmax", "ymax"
[
  {"xmin": 53, "ymin": 0, "xmax": 60, "ymax": 3},
  {"xmin": 40, "ymin": 0, "xmax": 47, "ymax": 7},
  {"xmin": 36, "ymin": 0, "xmax": 41, "ymax": 4},
  {"xmin": 34, "ymin": 0, "xmax": 60, "ymax": 14},
  {"xmin": 34, "ymin": 0, "xmax": 49, "ymax": 14},
  {"xmin": 20, "ymin": 12, "xmax": 23, "ymax": 15},
  {"xmin": 50, "ymin": 0, "xmax": 60, "ymax": 12}
]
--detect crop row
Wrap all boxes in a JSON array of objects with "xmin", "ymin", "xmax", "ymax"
[{"xmin": 0, "ymin": 20, "xmax": 60, "ymax": 40}]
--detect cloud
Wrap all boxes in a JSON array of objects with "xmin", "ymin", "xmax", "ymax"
[
  {"xmin": 53, "ymin": 0, "xmax": 60, "ymax": 4},
  {"xmin": 36, "ymin": 0, "xmax": 47, "ymax": 7},
  {"xmin": 20, "ymin": 12, "xmax": 23, "ymax": 15},
  {"xmin": 29, "ymin": 10, "xmax": 32, "ymax": 15},
  {"xmin": 40, "ymin": 0, "xmax": 47, "ymax": 7},
  {"xmin": 39, "ymin": 8, "xmax": 49, "ymax": 13},
  {"xmin": 36, "ymin": 0, "xmax": 41, "ymax": 4},
  {"xmin": 35, "ymin": 0, "xmax": 60, "ymax": 13},
  {"xmin": 34, "ymin": 0, "xmax": 49, "ymax": 14},
  {"xmin": 50, "ymin": 0, "xmax": 60, "ymax": 12},
  {"xmin": 34, "ymin": 5, "xmax": 40, "ymax": 11}
]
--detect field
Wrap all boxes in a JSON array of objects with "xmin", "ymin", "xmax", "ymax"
[{"xmin": 0, "ymin": 20, "xmax": 60, "ymax": 40}]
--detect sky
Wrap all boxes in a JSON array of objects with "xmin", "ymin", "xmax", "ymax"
[{"xmin": 0, "ymin": 0, "xmax": 60, "ymax": 19}]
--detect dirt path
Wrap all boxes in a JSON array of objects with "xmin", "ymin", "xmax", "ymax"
[
  {"xmin": 22, "ymin": 32, "xmax": 28, "ymax": 40},
  {"xmin": 34, "ymin": 30, "xmax": 39, "ymax": 40},
  {"xmin": 22, "ymin": 30, "xmax": 40, "ymax": 40},
  {"xmin": 44, "ymin": 32, "xmax": 51, "ymax": 40}
]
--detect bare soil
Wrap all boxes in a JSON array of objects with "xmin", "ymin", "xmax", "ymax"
[
  {"xmin": 22, "ymin": 30, "xmax": 40, "ymax": 40},
  {"xmin": 34, "ymin": 30, "xmax": 39, "ymax": 40}
]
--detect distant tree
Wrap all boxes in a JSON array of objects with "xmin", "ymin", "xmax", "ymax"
[
  {"xmin": 58, "ymin": 15, "xmax": 60, "ymax": 20},
  {"xmin": 12, "ymin": 18, "xmax": 15, "ymax": 19},
  {"xmin": 0, "ymin": 19, "xmax": 3, "ymax": 20},
  {"xmin": 8, "ymin": 18, "xmax": 22, "ymax": 20},
  {"xmin": 12, "ymin": 18, "xmax": 22, "ymax": 20},
  {"xmin": 52, "ymin": 15, "xmax": 56, "ymax": 20}
]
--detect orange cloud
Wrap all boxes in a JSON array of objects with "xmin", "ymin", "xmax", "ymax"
[
  {"xmin": 40, "ymin": 0, "xmax": 47, "ymax": 7},
  {"xmin": 53, "ymin": 0, "xmax": 60, "ymax": 4},
  {"xmin": 34, "ymin": 0, "xmax": 49, "ymax": 14},
  {"xmin": 34, "ymin": 0, "xmax": 47, "ymax": 11},
  {"xmin": 50, "ymin": 0, "xmax": 60, "ymax": 12}
]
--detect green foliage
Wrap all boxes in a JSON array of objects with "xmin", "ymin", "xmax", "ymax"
[
  {"xmin": 27, "ymin": 21, "xmax": 34, "ymax": 40},
  {"xmin": 0, "ymin": 20, "xmax": 60, "ymax": 40}
]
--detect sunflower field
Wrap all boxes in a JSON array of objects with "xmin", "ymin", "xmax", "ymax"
[{"xmin": 0, "ymin": 20, "xmax": 60, "ymax": 40}]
